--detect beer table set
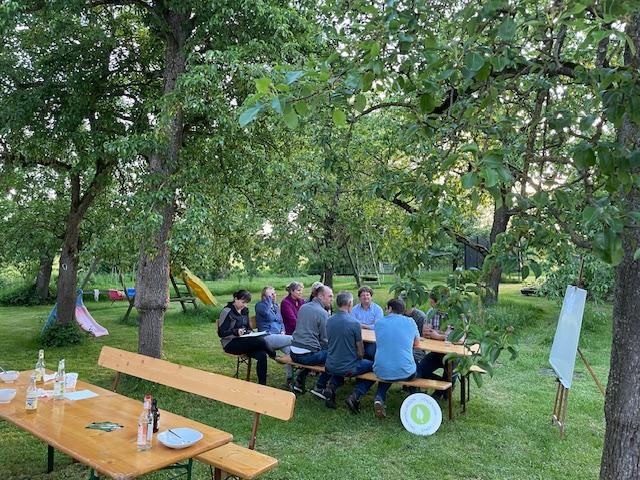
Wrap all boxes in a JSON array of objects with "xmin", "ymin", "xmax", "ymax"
[
  {"xmin": 361, "ymin": 328, "xmax": 478, "ymax": 417},
  {"xmin": 0, "ymin": 371, "xmax": 232, "ymax": 479}
]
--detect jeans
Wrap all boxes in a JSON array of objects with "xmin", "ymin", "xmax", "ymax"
[
  {"xmin": 325, "ymin": 359, "xmax": 373, "ymax": 397},
  {"xmin": 354, "ymin": 369, "xmax": 415, "ymax": 402},
  {"xmin": 264, "ymin": 334, "xmax": 293, "ymax": 378},
  {"xmin": 363, "ymin": 342, "xmax": 377, "ymax": 361},
  {"xmin": 374, "ymin": 373, "xmax": 416, "ymax": 402},
  {"xmin": 291, "ymin": 349, "xmax": 330, "ymax": 390}
]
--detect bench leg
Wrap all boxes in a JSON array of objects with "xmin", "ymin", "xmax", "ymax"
[
  {"xmin": 447, "ymin": 361, "xmax": 453, "ymax": 420},
  {"xmin": 245, "ymin": 357, "xmax": 252, "ymax": 382},
  {"xmin": 47, "ymin": 445, "xmax": 54, "ymax": 473}
]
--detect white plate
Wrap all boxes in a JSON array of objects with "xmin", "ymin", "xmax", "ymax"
[{"xmin": 157, "ymin": 428, "xmax": 203, "ymax": 449}]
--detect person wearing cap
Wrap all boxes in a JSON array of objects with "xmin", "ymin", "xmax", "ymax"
[
  {"xmin": 281, "ymin": 282, "xmax": 305, "ymax": 335},
  {"xmin": 308, "ymin": 281, "xmax": 324, "ymax": 302}
]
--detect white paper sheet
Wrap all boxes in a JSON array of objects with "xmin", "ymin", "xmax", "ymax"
[
  {"xmin": 64, "ymin": 390, "xmax": 98, "ymax": 401},
  {"xmin": 240, "ymin": 331, "xmax": 267, "ymax": 338}
]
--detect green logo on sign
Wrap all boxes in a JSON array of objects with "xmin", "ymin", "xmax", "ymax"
[{"xmin": 410, "ymin": 404, "xmax": 431, "ymax": 425}]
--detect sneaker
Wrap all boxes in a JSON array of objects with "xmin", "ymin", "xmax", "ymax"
[
  {"xmin": 325, "ymin": 392, "xmax": 337, "ymax": 409},
  {"xmin": 345, "ymin": 394, "xmax": 360, "ymax": 414},
  {"xmin": 310, "ymin": 387, "xmax": 327, "ymax": 400},
  {"xmin": 374, "ymin": 400, "xmax": 386, "ymax": 418},
  {"xmin": 292, "ymin": 381, "xmax": 305, "ymax": 394}
]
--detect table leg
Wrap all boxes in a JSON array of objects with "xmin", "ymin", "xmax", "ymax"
[
  {"xmin": 447, "ymin": 361, "xmax": 453, "ymax": 420},
  {"xmin": 87, "ymin": 469, "xmax": 100, "ymax": 479},
  {"xmin": 187, "ymin": 458, "xmax": 193, "ymax": 480},
  {"xmin": 47, "ymin": 445, "xmax": 54, "ymax": 473}
]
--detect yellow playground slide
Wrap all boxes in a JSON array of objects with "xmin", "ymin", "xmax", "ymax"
[{"xmin": 181, "ymin": 268, "xmax": 218, "ymax": 306}]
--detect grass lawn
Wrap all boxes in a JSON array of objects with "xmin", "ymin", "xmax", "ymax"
[{"xmin": 0, "ymin": 274, "xmax": 610, "ymax": 479}]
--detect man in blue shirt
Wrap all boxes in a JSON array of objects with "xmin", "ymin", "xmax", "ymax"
[
  {"xmin": 345, "ymin": 298, "xmax": 420, "ymax": 418},
  {"xmin": 255, "ymin": 286, "xmax": 292, "ymax": 385},
  {"xmin": 322, "ymin": 291, "xmax": 373, "ymax": 408},
  {"xmin": 351, "ymin": 286, "xmax": 383, "ymax": 359}
]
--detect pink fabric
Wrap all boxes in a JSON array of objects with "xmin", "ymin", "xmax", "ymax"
[{"xmin": 280, "ymin": 295, "xmax": 305, "ymax": 335}]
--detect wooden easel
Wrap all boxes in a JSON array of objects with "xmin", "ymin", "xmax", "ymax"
[{"xmin": 551, "ymin": 258, "xmax": 605, "ymax": 438}]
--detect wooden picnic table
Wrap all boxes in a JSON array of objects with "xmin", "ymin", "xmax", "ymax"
[
  {"xmin": 0, "ymin": 371, "xmax": 232, "ymax": 479},
  {"xmin": 361, "ymin": 327, "xmax": 478, "ymax": 419},
  {"xmin": 360, "ymin": 327, "xmax": 477, "ymax": 356}
]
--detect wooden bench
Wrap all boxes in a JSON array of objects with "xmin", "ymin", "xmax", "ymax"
[
  {"xmin": 274, "ymin": 355, "xmax": 454, "ymax": 418},
  {"xmin": 98, "ymin": 346, "xmax": 296, "ymax": 480}
]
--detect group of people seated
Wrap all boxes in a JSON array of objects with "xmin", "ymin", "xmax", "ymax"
[{"xmin": 217, "ymin": 282, "xmax": 456, "ymax": 418}]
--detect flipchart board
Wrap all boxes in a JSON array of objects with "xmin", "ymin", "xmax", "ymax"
[{"xmin": 549, "ymin": 285, "xmax": 587, "ymax": 389}]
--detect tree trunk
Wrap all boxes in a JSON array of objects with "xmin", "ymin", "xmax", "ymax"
[
  {"xmin": 35, "ymin": 254, "xmax": 54, "ymax": 301},
  {"xmin": 323, "ymin": 263, "xmax": 334, "ymax": 289},
  {"xmin": 55, "ymin": 193, "xmax": 83, "ymax": 325},
  {"xmin": 135, "ymin": 11, "xmax": 187, "ymax": 358},
  {"xmin": 80, "ymin": 256, "xmax": 100, "ymax": 291},
  {"xmin": 485, "ymin": 202, "xmax": 511, "ymax": 305},
  {"xmin": 600, "ymin": 13, "xmax": 640, "ymax": 479},
  {"xmin": 346, "ymin": 247, "xmax": 361, "ymax": 287}
]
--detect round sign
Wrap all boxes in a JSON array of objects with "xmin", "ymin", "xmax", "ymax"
[{"xmin": 400, "ymin": 393, "xmax": 442, "ymax": 435}]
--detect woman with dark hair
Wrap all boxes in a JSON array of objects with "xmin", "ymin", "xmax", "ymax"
[
  {"xmin": 280, "ymin": 281, "xmax": 305, "ymax": 335},
  {"xmin": 217, "ymin": 289, "xmax": 274, "ymax": 385}
]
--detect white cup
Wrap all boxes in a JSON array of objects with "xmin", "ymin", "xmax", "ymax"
[{"xmin": 65, "ymin": 373, "xmax": 78, "ymax": 390}]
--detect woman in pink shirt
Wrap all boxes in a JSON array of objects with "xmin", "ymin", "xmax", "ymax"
[{"xmin": 280, "ymin": 281, "xmax": 305, "ymax": 335}]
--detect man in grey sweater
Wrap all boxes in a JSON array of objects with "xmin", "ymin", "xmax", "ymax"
[{"xmin": 290, "ymin": 286, "xmax": 334, "ymax": 396}]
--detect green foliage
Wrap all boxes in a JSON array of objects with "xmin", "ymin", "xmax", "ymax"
[
  {"xmin": 392, "ymin": 268, "xmax": 517, "ymax": 383},
  {"xmin": 41, "ymin": 321, "xmax": 85, "ymax": 348},
  {"xmin": 538, "ymin": 254, "xmax": 615, "ymax": 302},
  {"xmin": 0, "ymin": 283, "xmax": 54, "ymax": 307}
]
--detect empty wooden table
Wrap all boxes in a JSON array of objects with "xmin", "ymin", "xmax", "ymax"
[{"xmin": 0, "ymin": 371, "xmax": 232, "ymax": 479}]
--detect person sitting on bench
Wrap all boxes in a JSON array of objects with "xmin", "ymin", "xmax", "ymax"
[
  {"xmin": 218, "ymin": 290, "xmax": 274, "ymax": 385},
  {"xmin": 345, "ymin": 297, "xmax": 420, "ymax": 418},
  {"xmin": 290, "ymin": 286, "xmax": 333, "ymax": 395},
  {"xmin": 404, "ymin": 300, "xmax": 428, "ymax": 365},
  {"xmin": 417, "ymin": 290, "xmax": 458, "ymax": 399},
  {"xmin": 352, "ymin": 286, "xmax": 382, "ymax": 360},
  {"xmin": 256, "ymin": 286, "xmax": 293, "ymax": 387},
  {"xmin": 281, "ymin": 282, "xmax": 305, "ymax": 335},
  {"xmin": 322, "ymin": 291, "xmax": 373, "ymax": 409}
]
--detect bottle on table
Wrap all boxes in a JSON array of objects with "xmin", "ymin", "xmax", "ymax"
[
  {"xmin": 35, "ymin": 349, "xmax": 45, "ymax": 384},
  {"xmin": 444, "ymin": 325, "xmax": 454, "ymax": 344},
  {"xmin": 137, "ymin": 394, "xmax": 153, "ymax": 451},
  {"xmin": 53, "ymin": 359, "xmax": 65, "ymax": 400},
  {"xmin": 151, "ymin": 398, "xmax": 160, "ymax": 433},
  {"xmin": 25, "ymin": 374, "xmax": 38, "ymax": 413}
]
